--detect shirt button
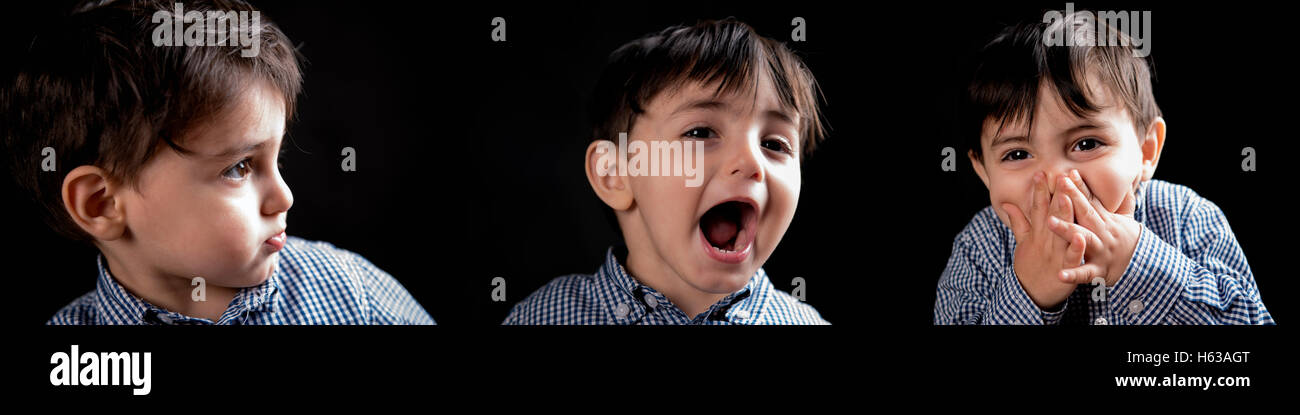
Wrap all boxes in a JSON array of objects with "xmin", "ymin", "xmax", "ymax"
[
  {"xmin": 1094, "ymin": 317, "xmax": 1109, "ymax": 325},
  {"xmin": 614, "ymin": 303, "xmax": 630, "ymax": 319},
  {"xmin": 732, "ymin": 310, "xmax": 750, "ymax": 321},
  {"xmin": 644, "ymin": 294, "xmax": 658, "ymax": 309},
  {"xmin": 1128, "ymin": 299, "xmax": 1144, "ymax": 314}
]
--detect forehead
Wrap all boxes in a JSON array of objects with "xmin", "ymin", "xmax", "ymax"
[
  {"xmin": 982, "ymin": 72, "xmax": 1131, "ymax": 143},
  {"xmin": 644, "ymin": 71, "xmax": 792, "ymax": 120},
  {"xmin": 185, "ymin": 83, "xmax": 287, "ymax": 153}
]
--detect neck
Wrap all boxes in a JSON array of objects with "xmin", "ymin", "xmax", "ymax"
[
  {"xmin": 100, "ymin": 249, "xmax": 239, "ymax": 322},
  {"xmin": 623, "ymin": 246, "xmax": 729, "ymax": 319}
]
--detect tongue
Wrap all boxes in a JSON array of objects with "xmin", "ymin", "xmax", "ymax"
[{"xmin": 704, "ymin": 215, "xmax": 738, "ymax": 247}]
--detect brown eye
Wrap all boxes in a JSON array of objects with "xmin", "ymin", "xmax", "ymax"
[
  {"xmin": 762, "ymin": 138, "xmax": 791, "ymax": 154},
  {"xmin": 683, "ymin": 127, "xmax": 717, "ymax": 139},
  {"xmin": 1073, "ymin": 138, "xmax": 1102, "ymax": 152},
  {"xmin": 1002, "ymin": 149, "xmax": 1030, "ymax": 162},
  {"xmin": 222, "ymin": 158, "xmax": 252, "ymax": 180}
]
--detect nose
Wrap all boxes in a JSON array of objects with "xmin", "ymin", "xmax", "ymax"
[
  {"xmin": 262, "ymin": 168, "xmax": 294, "ymax": 216},
  {"xmin": 724, "ymin": 134, "xmax": 765, "ymax": 183},
  {"xmin": 1044, "ymin": 167, "xmax": 1076, "ymax": 195}
]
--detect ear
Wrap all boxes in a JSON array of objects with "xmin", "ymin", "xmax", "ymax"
[
  {"xmin": 968, "ymin": 149, "xmax": 990, "ymax": 190},
  {"xmin": 585, "ymin": 140, "xmax": 633, "ymax": 211},
  {"xmin": 61, "ymin": 165, "xmax": 127, "ymax": 241},
  {"xmin": 1139, "ymin": 117, "xmax": 1166, "ymax": 181}
]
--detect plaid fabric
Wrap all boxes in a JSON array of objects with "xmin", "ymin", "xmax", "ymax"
[
  {"xmin": 48, "ymin": 237, "xmax": 434, "ymax": 325},
  {"xmin": 935, "ymin": 179, "xmax": 1273, "ymax": 325},
  {"xmin": 504, "ymin": 246, "xmax": 828, "ymax": 325}
]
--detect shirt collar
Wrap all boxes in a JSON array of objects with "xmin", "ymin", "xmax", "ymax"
[
  {"xmin": 594, "ymin": 246, "xmax": 762, "ymax": 324},
  {"xmin": 91, "ymin": 254, "xmax": 282, "ymax": 325}
]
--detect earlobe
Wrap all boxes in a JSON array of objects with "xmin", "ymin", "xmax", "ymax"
[
  {"xmin": 584, "ymin": 140, "xmax": 633, "ymax": 211},
  {"xmin": 1141, "ymin": 117, "xmax": 1167, "ymax": 181},
  {"xmin": 968, "ymin": 150, "xmax": 990, "ymax": 189},
  {"xmin": 62, "ymin": 165, "xmax": 127, "ymax": 241}
]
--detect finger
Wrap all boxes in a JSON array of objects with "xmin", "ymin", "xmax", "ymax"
[
  {"xmin": 1048, "ymin": 215, "xmax": 1103, "ymax": 250},
  {"xmin": 1060, "ymin": 173, "xmax": 1105, "ymax": 231},
  {"xmin": 1031, "ymin": 171, "xmax": 1048, "ymax": 228},
  {"xmin": 1001, "ymin": 203, "xmax": 1030, "ymax": 241},
  {"xmin": 1069, "ymin": 169, "xmax": 1093, "ymax": 200},
  {"xmin": 1063, "ymin": 232, "xmax": 1086, "ymax": 269},
  {"xmin": 1069, "ymin": 169, "xmax": 1107, "ymax": 215},
  {"xmin": 1050, "ymin": 180, "xmax": 1073, "ymax": 225},
  {"xmin": 1059, "ymin": 263, "xmax": 1106, "ymax": 285},
  {"xmin": 1116, "ymin": 186, "xmax": 1138, "ymax": 216}
]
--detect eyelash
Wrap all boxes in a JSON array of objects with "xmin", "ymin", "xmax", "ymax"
[
  {"xmin": 222, "ymin": 153, "xmax": 286, "ymax": 181},
  {"xmin": 681, "ymin": 126, "xmax": 795, "ymax": 155},
  {"xmin": 999, "ymin": 137, "xmax": 1106, "ymax": 162},
  {"xmin": 222, "ymin": 158, "xmax": 254, "ymax": 180}
]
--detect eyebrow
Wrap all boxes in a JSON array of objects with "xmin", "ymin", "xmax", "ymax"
[
  {"xmin": 989, "ymin": 122, "xmax": 1103, "ymax": 149},
  {"xmin": 671, "ymin": 99, "xmax": 731, "ymax": 116},
  {"xmin": 210, "ymin": 138, "xmax": 272, "ymax": 160}
]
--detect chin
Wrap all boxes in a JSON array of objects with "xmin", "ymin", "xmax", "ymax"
[
  {"xmin": 689, "ymin": 268, "xmax": 753, "ymax": 294},
  {"xmin": 223, "ymin": 253, "xmax": 278, "ymax": 288}
]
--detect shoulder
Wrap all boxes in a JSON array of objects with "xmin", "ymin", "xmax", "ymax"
[
  {"xmin": 1140, "ymin": 179, "xmax": 1211, "ymax": 219},
  {"xmin": 958, "ymin": 206, "xmax": 1011, "ymax": 243},
  {"xmin": 275, "ymin": 237, "xmax": 370, "ymax": 292},
  {"xmin": 503, "ymin": 273, "xmax": 605, "ymax": 325},
  {"xmin": 274, "ymin": 237, "xmax": 433, "ymax": 324},
  {"xmin": 748, "ymin": 272, "xmax": 829, "ymax": 325},
  {"xmin": 1138, "ymin": 179, "xmax": 1228, "ymax": 233},
  {"xmin": 948, "ymin": 206, "xmax": 1013, "ymax": 264},
  {"xmin": 46, "ymin": 291, "xmax": 99, "ymax": 325}
]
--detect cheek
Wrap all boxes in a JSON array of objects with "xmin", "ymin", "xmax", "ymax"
[
  {"xmin": 129, "ymin": 184, "xmax": 262, "ymax": 254},
  {"xmin": 988, "ymin": 175, "xmax": 1032, "ymax": 210},
  {"xmin": 1083, "ymin": 152, "xmax": 1143, "ymax": 212},
  {"xmin": 985, "ymin": 174, "xmax": 1034, "ymax": 226},
  {"xmin": 631, "ymin": 176, "xmax": 698, "ymax": 230},
  {"xmin": 762, "ymin": 165, "xmax": 799, "ymax": 229}
]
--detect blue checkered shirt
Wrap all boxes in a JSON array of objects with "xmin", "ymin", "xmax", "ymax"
[
  {"xmin": 503, "ymin": 246, "xmax": 828, "ymax": 325},
  {"xmin": 47, "ymin": 237, "xmax": 435, "ymax": 325},
  {"xmin": 935, "ymin": 179, "xmax": 1273, "ymax": 325}
]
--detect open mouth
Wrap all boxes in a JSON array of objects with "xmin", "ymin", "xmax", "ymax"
[{"xmin": 698, "ymin": 200, "xmax": 758, "ymax": 263}]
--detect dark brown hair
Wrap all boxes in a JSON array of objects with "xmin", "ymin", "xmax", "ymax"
[
  {"xmin": 966, "ymin": 10, "xmax": 1161, "ymax": 162},
  {"xmin": 589, "ymin": 18, "xmax": 827, "ymax": 159},
  {"xmin": 2, "ymin": 0, "xmax": 302, "ymax": 241}
]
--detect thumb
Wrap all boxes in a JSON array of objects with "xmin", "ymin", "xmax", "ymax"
[{"xmin": 1001, "ymin": 203, "xmax": 1029, "ymax": 240}]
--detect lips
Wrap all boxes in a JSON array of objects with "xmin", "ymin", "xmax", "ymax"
[
  {"xmin": 265, "ymin": 230, "xmax": 286, "ymax": 251},
  {"xmin": 698, "ymin": 198, "xmax": 759, "ymax": 264}
]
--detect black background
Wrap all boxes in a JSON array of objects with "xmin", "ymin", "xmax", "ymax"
[
  {"xmin": 3, "ymin": 0, "xmax": 1295, "ymax": 325},
  {"xmin": 3, "ymin": 0, "xmax": 1296, "ymax": 399}
]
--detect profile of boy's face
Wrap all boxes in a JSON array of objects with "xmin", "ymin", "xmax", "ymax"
[
  {"xmin": 620, "ymin": 70, "xmax": 801, "ymax": 294},
  {"xmin": 113, "ymin": 81, "xmax": 292, "ymax": 288},
  {"xmin": 970, "ymin": 72, "xmax": 1160, "ymax": 230}
]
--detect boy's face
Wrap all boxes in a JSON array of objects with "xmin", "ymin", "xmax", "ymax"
[
  {"xmin": 971, "ymin": 74, "xmax": 1154, "ymax": 230},
  {"xmin": 620, "ymin": 71, "xmax": 802, "ymax": 295},
  {"xmin": 113, "ymin": 81, "xmax": 292, "ymax": 288}
]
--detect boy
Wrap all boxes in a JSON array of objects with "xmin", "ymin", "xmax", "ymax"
[
  {"xmin": 3, "ymin": 0, "xmax": 434, "ymax": 325},
  {"xmin": 934, "ymin": 11, "xmax": 1272, "ymax": 324},
  {"xmin": 503, "ymin": 19, "xmax": 828, "ymax": 325}
]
